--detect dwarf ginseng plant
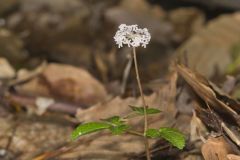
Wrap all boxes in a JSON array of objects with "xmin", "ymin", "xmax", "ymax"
[{"xmin": 71, "ymin": 24, "xmax": 185, "ymax": 160}]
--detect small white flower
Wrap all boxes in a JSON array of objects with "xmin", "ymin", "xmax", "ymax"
[{"xmin": 114, "ymin": 24, "xmax": 151, "ymax": 48}]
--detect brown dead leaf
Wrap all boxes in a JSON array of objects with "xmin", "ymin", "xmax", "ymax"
[
  {"xmin": 202, "ymin": 136, "xmax": 232, "ymax": 160},
  {"xmin": 16, "ymin": 63, "xmax": 107, "ymax": 106},
  {"xmin": 176, "ymin": 64, "xmax": 239, "ymax": 123},
  {"xmin": 176, "ymin": 12, "xmax": 240, "ymax": 78},
  {"xmin": 190, "ymin": 110, "xmax": 208, "ymax": 143},
  {"xmin": 42, "ymin": 63, "xmax": 107, "ymax": 105}
]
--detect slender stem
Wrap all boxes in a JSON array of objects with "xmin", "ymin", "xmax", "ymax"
[
  {"xmin": 127, "ymin": 130, "xmax": 144, "ymax": 137},
  {"xmin": 132, "ymin": 47, "xmax": 151, "ymax": 160}
]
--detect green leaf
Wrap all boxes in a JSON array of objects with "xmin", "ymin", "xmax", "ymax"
[
  {"xmin": 110, "ymin": 124, "xmax": 130, "ymax": 135},
  {"xmin": 159, "ymin": 127, "xmax": 185, "ymax": 149},
  {"xmin": 145, "ymin": 129, "xmax": 160, "ymax": 138},
  {"xmin": 71, "ymin": 122, "xmax": 111, "ymax": 140},
  {"xmin": 102, "ymin": 116, "xmax": 124, "ymax": 126},
  {"xmin": 129, "ymin": 105, "xmax": 161, "ymax": 115}
]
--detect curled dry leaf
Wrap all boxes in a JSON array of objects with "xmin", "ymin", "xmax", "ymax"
[
  {"xmin": 176, "ymin": 64, "xmax": 240, "ymax": 125},
  {"xmin": 190, "ymin": 110, "xmax": 208, "ymax": 143},
  {"xmin": 176, "ymin": 64, "xmax": 240, "ymax": 152}
]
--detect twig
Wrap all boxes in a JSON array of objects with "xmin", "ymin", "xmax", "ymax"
[
  {"xmin": 132, "ymin": 47, "xmax": 151, "ymax": 160},
  {"xmin": 121, "ymin": 53, "xmax": 133, "ymax": 95},
  {"xmin": 221, "ymin": 121, "xmax": 240, "ymax": 146},
  {"xmin": 127, "ymin": 130, "xmax": 144, "ymax": 137}
]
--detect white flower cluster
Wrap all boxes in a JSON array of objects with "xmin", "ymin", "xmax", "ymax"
[{"xmin": 114, "ymin": 24, "xmax": 151, "ymax": 48}]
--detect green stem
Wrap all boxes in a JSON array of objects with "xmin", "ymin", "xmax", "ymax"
[{"xmin": 132, "ymin": 47, "xmax": 151, "ymax": 160}]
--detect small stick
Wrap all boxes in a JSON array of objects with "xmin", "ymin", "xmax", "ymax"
[
  {"xmin": 127, "ymin": 130, "xmax": 144, "ymax": 137},
  {"xmin": 121, "ymin": 53, "xmax": 133, "ymax": 95}
]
